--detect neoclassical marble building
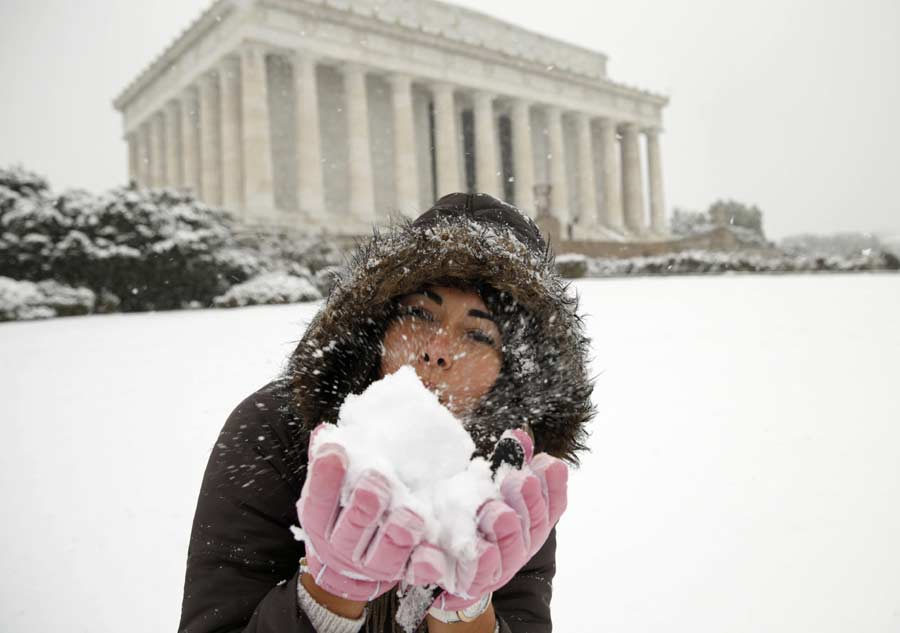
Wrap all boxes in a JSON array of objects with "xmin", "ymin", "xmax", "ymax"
[{"xmin": 114, "ymin": 0, "xmax": 669, "ymax": 240}]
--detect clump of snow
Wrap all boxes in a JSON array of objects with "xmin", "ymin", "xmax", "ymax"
[
  {"xmin": 311, "ymin": 366, "xmax": 500, "ymax": 587},
  {"xmin": 212, "ymin": 271, "xmax": 322, "ymax": 308}
]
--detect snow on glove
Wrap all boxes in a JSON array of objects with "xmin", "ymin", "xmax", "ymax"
[
  {"xmin": 407, "ymin": 429, "xmax": 569, "ymax": 610},
  {"xmin": 297, "ymin": 423, "xmax": 426, "ymax": 602}
]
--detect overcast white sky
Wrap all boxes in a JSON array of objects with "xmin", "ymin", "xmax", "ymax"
[{"xmin": 1, "ymin": 0, "xmax": 898, "ymax": 239}]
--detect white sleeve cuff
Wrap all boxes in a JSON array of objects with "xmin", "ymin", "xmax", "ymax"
[{"xmin": 296, "ymin": 577, "xmax": 367, "ymax": 633}]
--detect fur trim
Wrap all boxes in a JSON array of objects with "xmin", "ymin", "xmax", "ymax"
[{"xmin": 286, "ymin": 216, "xmax": 594, "ymax": 464}]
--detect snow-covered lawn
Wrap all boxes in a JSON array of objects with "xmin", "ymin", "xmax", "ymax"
[{"xmin": 2, "ymin": 274, "xmax": 898, "ymax": 632}]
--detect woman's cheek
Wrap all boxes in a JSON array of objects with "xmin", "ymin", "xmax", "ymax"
[
  {"xmin": 379, "ymin": 329, "xmax": 393, "ymax": 372},
  {"xmin": 462, "ymin": 353, "xmax": 502, "ymax": 397},
  {"xmin": 380, "ymin": 325, "xmax": 413, "ymax": 374}
]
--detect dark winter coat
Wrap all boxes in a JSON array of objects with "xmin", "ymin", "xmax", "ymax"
[{"xmin": 177, "ymin": 193, "xmax": 595, "ymax": 633}]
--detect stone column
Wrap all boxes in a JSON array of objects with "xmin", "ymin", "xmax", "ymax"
[
  {"xmin": 510, "ymin": 99, "xmax": 535, "ymax": 214},
  {"xmin": 164, "ymin": 101, "xmax": 182, "ymax": 189},
  {"xmin": 598, "ymin": 118, "xmax": 624, "ymax": 231},
  {"xmin": 294, "ymin": 53, "xmax": 326, "ymax": 219},
  {"xmin": 389, "ymin": 73, "xmax": 419, "ymax": 217},
  {"xmin": 646, "ymin": 127, "xmax": 666, "ymax": 235},
  {"xmin": 219, "ymin": 56, "xmax": 243, "ymax": 210},
  {"xmin": 126, "ymin": 133, "xmax": 139, "ymax": 185},
  {"xmin": 180, "ymin": 87, "xmax": 202, "ymax": 197},
  {"xmin": 432, "ymin": 83, "xmax": 462, "ymax": 196},
  {"xmin": 139, "ymin": 122, "xmax": 153, "ymax": 188},
  {"xmin": 343, "ymin": 64, "xmax": 376, "ymax": 224},
  {"xmin": 545, "ymin": 105, "xmax": 569, "ymax": 228},
  {"xmin": 621, "ymin": 122, "xmax": 646, "ymax": 235},
  {"xmin": 239, "ymin": 44, "xmax": 276, "ymax": 216},
  {"xmin": 198, "ymin": 71, "xmax": 222, "ymax": 205},
  {"xmin": 575, "ymin": 112, "xmax": 598, "ymax": 232},
  {"xmin": 149, "ymin": 113, "xmax": 167, "ymax": 188},
  {"xmin": 473, "ymin": 91, "xmax": 499, "ymax": 196}
]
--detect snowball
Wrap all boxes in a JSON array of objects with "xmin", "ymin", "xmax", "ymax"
[{"xmin": 311, "ymin": 366, "xmax": 501, "ymax": 567}]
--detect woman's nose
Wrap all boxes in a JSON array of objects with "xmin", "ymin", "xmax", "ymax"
[
  {"xmin": 421, "ymin": 333, "xmax": 454, "ymax": 369},
  {"xmin": 421, "ymin": 351, "xmax": 450, "ymax": 368}
]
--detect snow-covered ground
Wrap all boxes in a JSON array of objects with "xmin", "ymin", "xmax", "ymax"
[{"xmin": 2, "ymin": 274, "xmax": 898, "ymax": 632}]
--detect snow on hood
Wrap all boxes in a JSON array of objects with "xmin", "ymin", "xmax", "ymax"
[{"xmin": 286, "ymin": 194, "xmax": 595, "ymax": 464}]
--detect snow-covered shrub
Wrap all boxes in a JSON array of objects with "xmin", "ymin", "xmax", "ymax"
[
  {"xmin": 708, "ymin": 199, "xmax": 765, "ymax": 236},
  {"xmin": 555, "ymin": 253, "xmax": 589, "ymax": 278},
  {"xmin": 670, "ymin": 207, "xmax": 713, "ymax": 236},
  {"xmin": 671, "ymin": 201, "xmax": 768, "ymax": 247},
  {"xmin": 780, "ymin": 232, "xmax": 884, "ymax": 257},
  {"xmin": 246, "ymin": 230, "xmax": 346, "ymax": 275},
  {"xmin": 0, "ymin": 166, "xmax": 264, "ymax": 312},
  {"xmin": 0, "ymin": 276, "xmax": 95, "ymax": 322},
  {"xmin": 584, "ymin": 249, "xmax": 899, "ymax": 277},
  {"xmin": 313, "ymin": 265, "xmax": 342, "ymax": 296},
  {"xmin": 883, "ymin": 236, "xmax": 900, "ymax": 259},
  {"xmin": 0, "ymin": 165, "xmax": 50, "ymax": 200},
  {"xmin": 212, "ymin": 271, "xmax": 322, "ymax": 308}
]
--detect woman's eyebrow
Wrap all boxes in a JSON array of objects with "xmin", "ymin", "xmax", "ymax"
[
  {"xmin": 410, "ymin": 289, "xmax": 443, "ymax": 305},
  {"xmin": 468, "ymin": 309, "xmax": 496, "ymax": 323}
]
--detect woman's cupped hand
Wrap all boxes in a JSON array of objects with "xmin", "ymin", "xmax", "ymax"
[
  {"xmin": 295, "ymin": 425, "xmax": 569, "ymax": 606},
  {"xmin": 296, "ymin": 424, "xmax": 426, "ymax": 602},
  {"xmin": 404, "ymin": 430, "xmax": 569, "ymax": 610}
]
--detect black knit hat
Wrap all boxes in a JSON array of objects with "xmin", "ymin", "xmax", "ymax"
[{"xmin": 411, "ymin": 192, "xmax": 547, "ymax": 254}]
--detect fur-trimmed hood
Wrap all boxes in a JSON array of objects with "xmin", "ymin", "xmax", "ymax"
[{"xmin": 286, "ymin": 193, "xmax": 594, "ymax": 464}]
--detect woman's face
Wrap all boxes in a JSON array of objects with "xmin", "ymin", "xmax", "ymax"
[{"xmin": 379, "ymin": 285, "xmax": 503, "ymax": 416}]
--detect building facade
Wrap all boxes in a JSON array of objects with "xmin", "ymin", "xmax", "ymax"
[{"xmin": 114, "ymin": 0, "xmax": 669, "ymax": 240}]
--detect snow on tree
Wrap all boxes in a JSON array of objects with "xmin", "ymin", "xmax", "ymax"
[
  {"xmin": 0, "ymin": 165, "xmax": 329, "ymax": 319},
  {"xmin": 671, "ymin": 200, "xmax": 768, "ymax": 248},
  {"xmin": 670, "ymin": 207, "xmax": 715, "ymax": 237}
]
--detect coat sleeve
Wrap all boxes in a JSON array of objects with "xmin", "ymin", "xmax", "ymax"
[
  {"xmin": 177, "ymin": 383, "xmax": 313, "ymax": 633},
  {"xmin": 492, "ymin": 528, "xmax": 558, "ymax": 633}
]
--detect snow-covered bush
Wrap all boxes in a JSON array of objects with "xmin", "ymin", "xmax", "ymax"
[
  {"xmin": 213, "ymin": 271, "xmax": 322, "ymax": 308},
  {"xmin": 779, "ymin": 232, "xmax": 885, "ymax": 257},
  {"xmin": 0, "ymin": 165, "xmax": 51, "ymax": 200},
  {"xmin": 0, "ymin": 276, "xmax": 95, "ymax": 322},
  {"xmin": 555, "ymin": 253, "xmax": 589, "ymax": 278},
  {"xmin": 670, "ymin": 207, "xmax": 714, "ymax": 236},
  {"xmin": 0, "ymin": 166, "xmax": 264, "ymax": 312},
  {"xmin": 882, "ymin": 235, "xmax": 900, "ymax": 258},
  {"xmin": 584, "ymin": 249, "xmax": 899, "ymax": 277},
  {"xmin": 243, "ymin": 230, "xmax": 346, "ymax": 278},
  {"xmin": 313, "ymin": 265, "xmax": 343, "ymax": 296},
  {"xmin": 671, "ymin": 201, "xmax": 768, "ymax": 247},
  {"xmin": 708, "ymin": 199, "xmax": 765, "ymax": 236}
]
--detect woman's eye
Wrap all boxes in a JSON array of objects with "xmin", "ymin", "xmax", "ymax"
[
  {"xmin": 402, "ymin": 306, "xmax": 433, "ymax": 321},
  {"xmin": 467, "ymin": 330, "xmax": 496, "ymax": 347}
]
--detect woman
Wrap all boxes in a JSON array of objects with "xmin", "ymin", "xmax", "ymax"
[{"xmin": 177, "ymin": 192, "xmax": 595, "ymax": 632}]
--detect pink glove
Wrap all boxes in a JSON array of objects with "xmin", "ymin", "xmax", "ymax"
[
  {"xmin": 407, "ymin": 430, "xmax": 569, "ymax": 610},
  {"xmin": 296, "ymin": 425, "xmax": 426, "ymax": 602}
]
